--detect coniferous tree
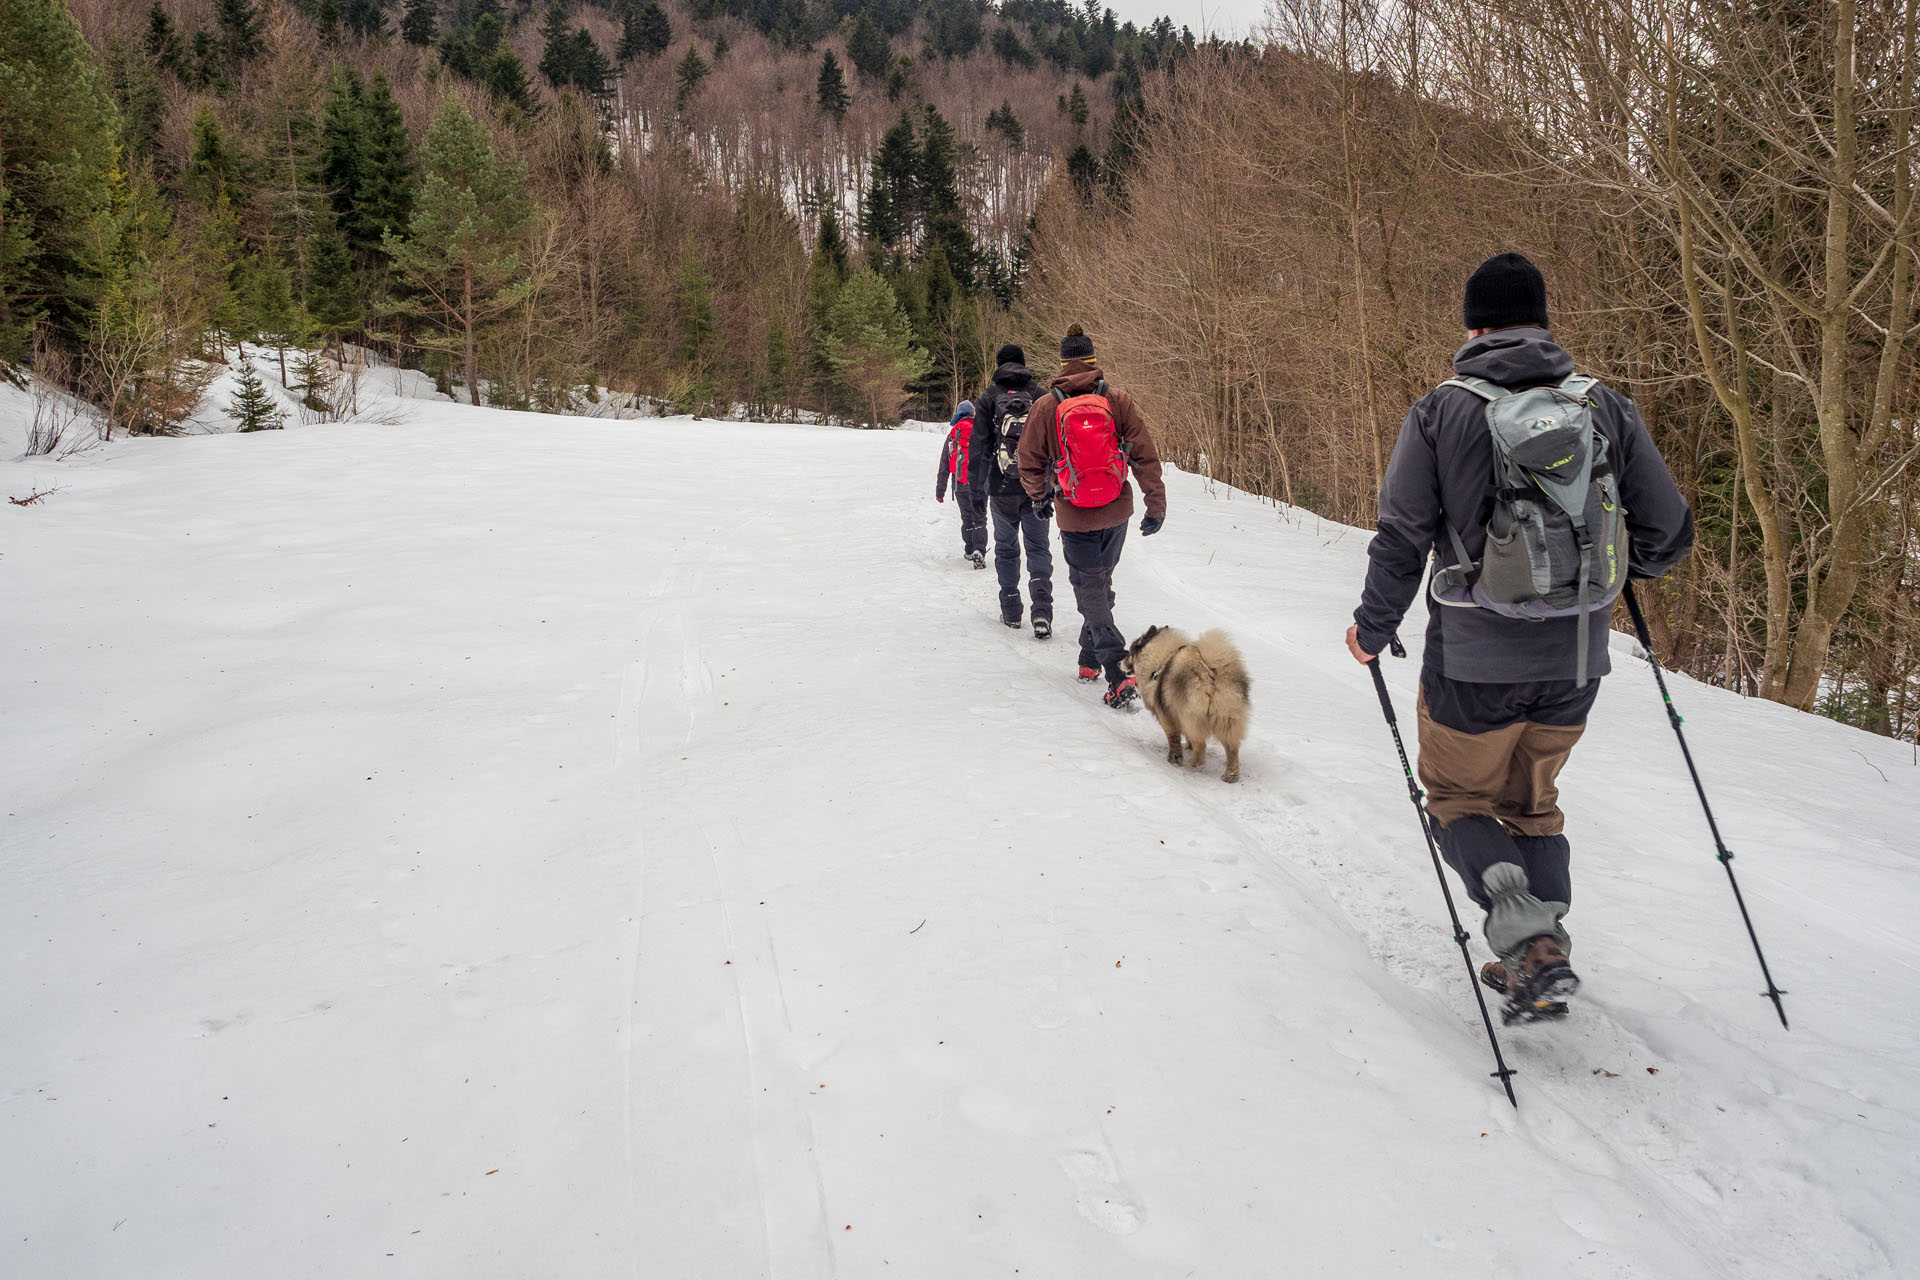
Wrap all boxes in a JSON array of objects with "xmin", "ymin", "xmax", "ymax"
[
  {"xmin": 816, "ymin": 51, "xmax": 849, "ymax": 123},
  {"xmin": 845, "ymin": 11, "xmax": 890, "ymax": 80},
  {"xmin": 229, "ymin": 357, "xmax": 287, "ymax": 430},
  {"xmin": 316, "ymin": 0, "xmax": 341, "ymax": 44},
  {"xmin": 341, "ymin": 0, "xmax": 386, "ymax": 39},
  {"xmin": 484, "ymin": 43, "xmax": 536, "ymax": 113},
  {"xmin": 675, "ymin": 46, "xmax": 709, "ymax": 110},
  {"xmin": 0, "ymin": 0, "xmax": 120, "ymax": 359},
  {"xmin": 303, "ymin": 229, "xmax": 361, "ymax": 336},
  {"xmin": 985, "ymin": 100, "xmax": 1024, "ymax": 151},
  {"xmin": 144, "ymin": 5, "xmax": 188, "ymax": 78},
  {"xmin": 824, "ymin": 268, "xmax": 931, "ymax": 427},
  {"xmin": 884, "ymin": 55, "xmax": 916, "ymax": 102},
  {"xmin": 538, "ymin": 0, "xmax": 572, "ymax": 85},
  {"xmin": 106, "ymin": 42, "xmax": 168, "ymax": 163},
  {"xmin": 356, "ymin": 75, "xmax": 416, "ymax": 255},
  {"xmin": 620, "ymin": 0, "xmax": 670, "ymax": 59},
  {"xmin": 215, "ymin": 0, "xmax": 265, "ymax": 72},
  {"xmin": 815, "ymin": 198, "xmax": 850, "ymax": 281},
  {"xmin": 672, "ymin": 239, "xmax": 719, "ymax": 414},
  {"xmin": 248, "ymin": 256, "xmax": 300, "ymax": 384},
  {"xmin": 191, "ymin": 30, "xmax": 232, "ymax": 93},
  {"xmin": 917, "ymin": 104, "xmax": 972, "ymax": 284},
  {"xmin": 383, "ymin": 95, "xmax": 530, "ymax": 404},
  {"xmin": 711, "ymin": 30, "xmax": 729, "ymax": 63},
  {"xmin": 402, "ymin": 0, "xmax": 438, "ymax": 45},
  {"xmin": 183, "ymin": 109, "xmax": 248, "ymax": 350},
  {"xmin": 861, "ymin": 112, "xmax": 917, "ymax": 251},
  {"xmin": 1064, "ymin": 80, "xmax": 1089, "ymax": 133},
  {"xmin": 319, "ymin": 69, "xmax": 369, "ymax": 245}
]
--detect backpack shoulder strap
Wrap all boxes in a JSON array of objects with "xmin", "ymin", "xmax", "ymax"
[
  {"xmin": 1557, "ymin": 373, "xmax": 1598, "ymax": 398},
  {"xmin": 1439, "ymin": 374, "xmax": 1505, "ymax": 401}
]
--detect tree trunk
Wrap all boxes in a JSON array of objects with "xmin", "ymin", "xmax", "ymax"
[{"xmin": 464, "ymin": 262, "xmax": 479, "ymax": 407}]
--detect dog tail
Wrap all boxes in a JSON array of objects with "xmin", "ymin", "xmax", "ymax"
[{"xmin": 1195, "ymin": 629, "xmax": 1250, "ymax": 747}]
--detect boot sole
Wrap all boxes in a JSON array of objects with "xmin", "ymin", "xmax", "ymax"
[{"xmin": 1499, "ymin": 964, "xmax": 1580, "ymax": 1025}]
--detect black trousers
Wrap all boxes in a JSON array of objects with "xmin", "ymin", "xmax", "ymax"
[
  {"xmin": 1060, "ymin": 523, "xmax": 1128, "ymax": 671},
  {"xmin": 954, "ymin": 485, "xmax": 987, "ymax": 555},
  {"xmin": 990, "ymin": 493, "xmax": 1053, "ymax": 622}
]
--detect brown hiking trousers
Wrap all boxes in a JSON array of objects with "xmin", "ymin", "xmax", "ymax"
[{"xmin": 1416, "ymin": 690, "xmax": 1585, "ymax": 836}]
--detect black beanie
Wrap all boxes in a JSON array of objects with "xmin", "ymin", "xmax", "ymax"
[
  {"xmin": 1462, "ymin": 253, "xmax": 1548, "ymax": 331},
  {"xmin": 995, "ymin": 343, "xmax": 1025, "ymax": 367},
  {"xmin": 1059, "ymin": 324, "xmax": 1095, "ymax": 361}
]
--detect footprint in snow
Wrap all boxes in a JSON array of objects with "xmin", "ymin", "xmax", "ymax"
[{"xmin": 1058, "ymin": 1148, "xmax": 1146, "ymax": 1235}]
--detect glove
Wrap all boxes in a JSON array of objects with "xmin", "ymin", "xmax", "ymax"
[
  {"xmin": 1140, "ymin": 514, "xmax": 1164, "ymax": 537},
  {"xmin": 1034, "ymin": 497, "xmax": 1054, "ymax": 521}
]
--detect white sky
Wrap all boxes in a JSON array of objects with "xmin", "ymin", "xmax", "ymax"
[{"xmin": 1104, "ymin": 0, "xmax": 1270, "ymax": 39}]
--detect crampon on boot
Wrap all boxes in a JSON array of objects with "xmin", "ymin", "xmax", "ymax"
[
  {"xmin": 1104, "ymin": 675, "xmax": 1139, "ymax": 711},
  {"xmin": 1033, "ymin": 617, "xmax": 1052, "ymax": 640},
  {"xmin": 1077, "ymin": 652, "xmax": 1099, "ymax": 682},
  {"xmin": 969, "ymin": 551, "xmax": 986, "ymax": 570},
  {"xmin": 1494, "ymin": 935, "xmax": 1579, "ymax": 1025}
]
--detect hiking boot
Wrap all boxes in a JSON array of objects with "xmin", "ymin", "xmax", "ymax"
[
  {"xmin": 1104, "ymin": 676, "xmax": 1139, "ymax": 711},
  {"xmin": 1033, "ymin": 617, "xmax": 1052, "ymax": 640},
  {"xmin": 1002, "ymin": 615, "xmax": 1022, "ymax": 629},
  {"xmin": 1498, "ymin": 934, "xmax": 1579, "ymax": 1024},
  {"xmin": 1077, "ymin": 651, "xmax": 1098, "ymax": 682},
  {"xmin": 969, "ymin": 551, "xmax": 986, "ymax": 570}
]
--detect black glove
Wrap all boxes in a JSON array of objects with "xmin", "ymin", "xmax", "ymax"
[
  {"xmin": 1034, "ymin": 497, "xmax": 1054, "ymax": 521},
  {"xmin": 1140, "ymin": 514, "xmax": 1164, "ymax": 537}
]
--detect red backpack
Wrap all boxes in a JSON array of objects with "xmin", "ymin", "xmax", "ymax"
[
  {"xmin": 1051, "ymin": 384, "xmax": 1127, "ymax": 507},
  {"xmin": 948, "ymin": 418, "xmax": 973, "ymax": 479}
]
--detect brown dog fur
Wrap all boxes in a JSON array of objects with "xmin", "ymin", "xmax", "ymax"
[{"xmin": 1120, "ymin": 626, "xmax": 1251, "ymax": 783}]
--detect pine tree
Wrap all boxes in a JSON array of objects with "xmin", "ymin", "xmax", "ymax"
[
  {"xmin": 711, "ymin": 30, "xmax": 729, "ymax": 63},
  {"xmin": 144, "ymin": 5, "xmax": 188, "ymax": 78},
  {"xmin": 0, "ymin": 0, "xmax": 120, "ymax": 359},
  {"xmin": 341, "ymin": 0, "xmax": 386, "ymax": 39},
  {"xmin": 248, "ymin": 256, "xmax": 300, "ymax": 384},
  {"xmin": 538, "ymin": 0, "xmax": 572, "ymax": 85},
  {"xmin": 918, "ymin": 104, "xmax": 972, "ymax": 285},
  {"xmin": 675, "ymin": 46, "xmax": 709, "ymax": 110},
  {"xmin": 356, "ymin": 75, "xmax": 416, "ymax": 251},
  {"xmin": 320, "ymin": 69, "xmax": 369, "ymax": 246},
  {"xmin": 229, "ymin": 357, "xmax": 287, "ymax": 431},
  {"xmin": 816, "ymin": 51, "xmax": 849, "ymax": 123},
  {"xmin": 1064, "ymin": 80, "xmax": 1090, "ymax": 133},
  {"xmin": 986, "ymin": 100, "xmax": 1024, "ymax": 152},
  {"xmin": 383, "ymin": 95, "xmax": 531, "ymax": 404},
  {"xmin": 815, "ymin": 198, "xmax": 849, "ymax": 282},
  {"xmin": 861, "ymin": 113, "xmax": 917, "ymax": 250},
  {"xmin": 303, "ymin": 228, "xmax": 362, "ymax": 336},
  {"xmin": 845, "ymin": 11, "xmax": 890, "ymax": 80},
  {"xmin": 292, "ymin": 346, "xmax": 338, "ymax": 416},
  {"xmin": 485, "ymin": 45, "xmax": 536, "ymax": 113},
  {"xmin": 402, "ymin": 0, "xmax": 438, "ymax": 46},
  {"xmin": 620, "ymin": 0, "xmax": 670, "ymax": 59},
  {"xmin": 215, "ymin": 0, "xmax": 264, "ymax": 72},
  {"xmin": 885, "ymin": 55, "xmax": 915, "ymax": 102},
  {"xmin": 824, "ymin": 268, "xmax": 932, "ymax": 428}
]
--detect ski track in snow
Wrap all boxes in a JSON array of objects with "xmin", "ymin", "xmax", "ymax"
[{"xmin": 2, "ymin": 402, "xmax": 1916, "ymax": 1279}]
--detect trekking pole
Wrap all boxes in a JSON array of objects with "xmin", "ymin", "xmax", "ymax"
[
  {"xmin": 1621, "ymin": 583, "xmax": 1790, "ymax": 1029},
  {"xmin": 1367, "ymin": 638, "xmax": 1519, "ymax": 1108}
]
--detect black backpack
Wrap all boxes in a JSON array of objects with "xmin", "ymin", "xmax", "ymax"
[{"xmin": 992, "ymin": 386, "xmax": 1036, "ymax": 476}]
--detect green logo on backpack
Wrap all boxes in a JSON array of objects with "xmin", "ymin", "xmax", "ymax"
[{"xmin": 1429, "ymin": 373, "xmax": 1630, "ymax": 684}]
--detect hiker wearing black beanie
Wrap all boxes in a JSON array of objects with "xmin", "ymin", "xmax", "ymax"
[
  {"xmin": 969, "ymin": 342, "xmax": 1056, "ymax": 636},
  {"xmin": 1346, "ymin": 252, "xmax": 1695, "ymax": 1023},
  {"xmin": 1016, "ymin": 325, "xmax": 1167, "ymax": 710}
]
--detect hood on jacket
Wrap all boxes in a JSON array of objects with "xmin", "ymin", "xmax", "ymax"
[
  {"xmin": 950, "ymin": 400, "xmax": 975, "ymax": 426},
  {"xmin": 992, "ymin": 362, "xmax": 1034, "ymax": 389},
  {"xmin": 1452, "ymin": 325, "xmax": 1574, "ymax": 388},
  {"xmin": 1050, "ymin": 360, "xmax": 1103, "ymax": 396}
]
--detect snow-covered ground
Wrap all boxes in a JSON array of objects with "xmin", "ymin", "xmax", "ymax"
[{"xmin": 4, "ymin": 394, "xmax": 1917, "ymax": 1279}]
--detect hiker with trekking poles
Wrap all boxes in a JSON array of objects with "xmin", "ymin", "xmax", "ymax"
[{"xmin": 1345, "ymin": 253, "xmax": 1699, "ymax": 1033}]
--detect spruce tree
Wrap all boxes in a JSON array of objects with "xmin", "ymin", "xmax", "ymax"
[
  {"xmin": 484, "ymin": 46, "xmax": 535, "ymax": 113},
  {"xmin": 229, "ymin": 357, "xmax": 287, "ymax": 431},
  {"xmin": 303, "ymin": 228, "xmax": 362, "ymax": 336},
  {"xmin": 249, "ymin": 256, "xmax": 300, "ymax": 384},
  {"xmin": 316, "ymin": 0, "xmax": 340, "ymax": 44},
  {"xmin": 0, "ymin": 0, "xmax": 119, "ymax": 359},
  {"xmin": 357, "ymin": 75, "xmax": 416, "ymax": 251},
  {"xmin": 538, "ymin": 0, "xmax": 572, "ymax": 86},
  {"xmin": 675, "ymin": 46, "xmax": 709, "ymax": 110},
  {"xmin": 402, "ymin": 0, "xmax": 437, "ymax": 46},
  {"xmin": 816, "ymin": 51, "xmax": 849, "ymax": 123},
  {"xmin": 191, "ymin": 30, "xmax": 231, "ymax": 93},
  {"xmin": 626, "ymin": 0, "xmax": 670, "ymax": 59},
  {"xmin": 845, "ymin": 11, "xmax": 890, "ymax": 80},
  {"xmin": 672, "ymin": 240, "xmax": 719, "ymax": 415},
  {"xmin": 215, "ymin": 0, "xmax": 265, "ymax": 72},
  {"xmin": 340, "ymin": 0, "xmax": 386, "ymax": 39},
  {"xmin": 861, "ymin": 113, "xmax": 917, "ymax": 250},
  {"xmin": 824, "ymin": 268, "xmax": 931, "ymax": 428},
  {"xmin": 319, "ymin": 70, "xmax": 369, "ymax": 247},
  {"xmin": 144, "ymin": 5, "xmax": 188, "ymax": 78},
  {"xmin": 383, "ymin": 95, "xmax": 531, "ymax": 404}
]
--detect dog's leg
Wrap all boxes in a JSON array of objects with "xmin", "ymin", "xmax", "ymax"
[
  {"xmin": 1222, "ymin": 741, "xmax": 1240, "ymax": 784},
  {"xmin": 1187, "ymin": 733, "xmax": 1207, "ymax": 768},
  {"xmin": 1164, "ymin": 727, "xmax": 1183, "ymax": 765}
]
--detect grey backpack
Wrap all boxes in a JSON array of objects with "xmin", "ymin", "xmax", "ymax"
[{"xmin": 1428, "ymin": 373, "xmax": 1628, "ymax": 684}]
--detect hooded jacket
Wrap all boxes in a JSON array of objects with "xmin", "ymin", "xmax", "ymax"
[
  {"xmin": 1016, "ymin": 360, "xmax": 1167, "ymax": 533},
  {"xmin": 968, "ymin": 362, "xmax": 1040, "ymax": 499},
  {"xmin": 1354, "ymin": 326, "xmax": 1695, "ymax": 683},
  {"xmin": 936, "ymin": 400, "xmax": 975, "ymax": 500}
]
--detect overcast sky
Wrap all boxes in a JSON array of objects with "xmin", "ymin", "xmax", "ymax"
[{"xmin": 1103, "ymin": 0, "xmax": 1270, "ymax": 39}]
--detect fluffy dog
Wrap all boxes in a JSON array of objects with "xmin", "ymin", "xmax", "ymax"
[{"xmin": 1120, "ymin": 626, "xmax": 1251, "ymax": 783}]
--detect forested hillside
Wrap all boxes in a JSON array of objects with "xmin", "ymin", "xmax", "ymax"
[
  {"xmin": 7, "ymin": 0, "xmax": 1197, "ymax": 428},
  {"xmin": 4, "ymin": 0, "xmax": 1916, "ymax": 735}
]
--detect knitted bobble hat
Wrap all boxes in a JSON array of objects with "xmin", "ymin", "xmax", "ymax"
[{"xmin": 1059, "ymin": 324, "xmax": 1095, "ymax": 361}]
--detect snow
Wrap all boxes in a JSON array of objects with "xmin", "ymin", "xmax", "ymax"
[{"xmin": 3, "ymin": 396, "xmax": 1917, "ymax": 1279}]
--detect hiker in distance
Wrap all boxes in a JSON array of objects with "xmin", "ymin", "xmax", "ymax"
[
  {"xmin": 1018, "ymin": 324, "xmax": 1167, "ymax": 710},
  {"xmin": 969, "ymin": 344, "xmax": 1055, "ymax": 638},
  {"xmin": 936, "ymin": 399, "xmax": 988, "ymax": 569},
  {"xmin": 1346, "ymin": 252, "xmax": 1695, "ymax": 1022}
]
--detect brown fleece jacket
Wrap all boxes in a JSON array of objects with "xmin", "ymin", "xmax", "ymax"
[{"xmin": 1016, "ymin": 361, "xmax": 1167, "ymax": 532}]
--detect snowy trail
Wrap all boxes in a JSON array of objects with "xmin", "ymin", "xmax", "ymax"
[{"xmin": 3, "ymin": 406, "xmax": 1917, "ymax": 1278}]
